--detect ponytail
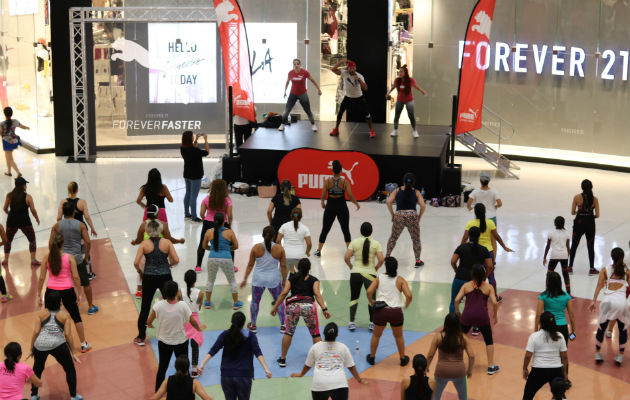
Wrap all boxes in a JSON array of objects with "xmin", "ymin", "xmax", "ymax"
[
  {"xmin": 213, "ymin": 212, "xmax": 225, "ymax": 251},
  {"xmin": 49, "ymin": 233, "xmax": 64, "ymax": 276},
  {"xmin": 474, "ymin": 203, "xmax": 487, "ymax": 233},
  {"xmin": 262, "ymin": 226, "xmax": 275, "ymax": 252},
  {"xmin": 225, "ymin": 312, "xmax": 246, "ymax": 355},
  {"xmin": 295, "ymin": 258, "xmax": 311, "ymax": 281},
  {"xmin": 173, "ymin": 355, "xmax": 190, "ymax": 383},
  {"xmin": 282, "ymin": 183, "xmax": 291, "ymax": 206},
  {"xmin": 290, "ymin": 207, "xmax": 302, "ymax": 232},
  {"xmin": 67, "ymin": 181, "xmax": 78, "ymax": 196},
  {"xmin": 184, "ymin": 269, "xmax": 196, "ymax": 300},
  {"xmin": 539, "ymin": 311, "xmax": 561, "ymax": 341},
  {"xmin": 3, "ymin": 342, "xmax": 21, "ymax": 373},
  {"xmin": 360, "ymin": 222, "xmax": 373, "ymax": 266},
  {"xmin": 581, "ymin": 179, "xmax": 594, "ymax": 208},
  {"xmin": 468, "ymin": 227, "xmax": 481, "ymax": 256},
  {"xmin": 412, "ymin": 354, "xmax": 429, "ymax": 394},
  {"xmin": 402, "ymin": 172, "xmax": 415, "ymax": 199},
  {"xmin": 471, "ymin": 264, "xmax": 484, "ymax": 287},
  {"xmin": 611, "ymin": 247, "xmax": 626, "ymax": 279}
]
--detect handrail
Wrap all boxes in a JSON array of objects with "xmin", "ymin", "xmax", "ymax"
[{"xmin": 478, "ymin": 105, "xmax": 517, "ymax": 156}]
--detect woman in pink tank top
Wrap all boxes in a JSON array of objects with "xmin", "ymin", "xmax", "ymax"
[{"xmin": 36, "ymin": 233, "xmax": 92, "ymax": 353}]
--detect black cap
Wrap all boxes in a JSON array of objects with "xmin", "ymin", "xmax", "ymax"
[{"xmin": 15, "ymin": 176, "xmax": 28, "ymax": 186}]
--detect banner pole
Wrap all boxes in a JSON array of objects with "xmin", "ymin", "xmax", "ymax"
[
  {"xmin": 228, "ymin": 85, "xmax": 234, "ymax": 158},
  {"xmin": 451, "ymin": 94, "xmax": 457, "ymax": 167}
]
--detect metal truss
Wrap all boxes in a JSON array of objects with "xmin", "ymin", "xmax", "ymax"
[{"xmin": 69, "ymin": 7, "xmax": 217, "ymax": 160}]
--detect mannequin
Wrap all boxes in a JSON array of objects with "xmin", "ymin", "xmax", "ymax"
[{"xmin": 35, "ymin": 38, "xmax": 52, "ymax": 117}]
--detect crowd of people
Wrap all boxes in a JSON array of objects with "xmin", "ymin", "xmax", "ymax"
[{"xmin": 0, "ymin": 109, "xmax": 627, "ymax": 400}]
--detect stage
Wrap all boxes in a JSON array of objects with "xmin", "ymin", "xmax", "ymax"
[{"xmin": 237, "ymin": 121, "xmax": 450, "ymax": 197}]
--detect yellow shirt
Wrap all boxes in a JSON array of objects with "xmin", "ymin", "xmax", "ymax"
[
  {"xmin": 349, "ymin": 236, "xmax": 382, "ymax": 275},
  {"xmin": 465, "ymin": 218, "xmax": 497, "ymax": 252}
]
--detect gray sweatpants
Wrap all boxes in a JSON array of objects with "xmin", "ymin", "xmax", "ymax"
[{"xmin": 206, "ymin": 258, "xmax": 238, "ymax": 293}]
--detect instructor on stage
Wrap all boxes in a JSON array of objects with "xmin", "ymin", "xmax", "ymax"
[
  {"xmin": 278, "ymin": 58, "xmax": 322, "ymax": 133},
  {"xmin": 329, "ymin": 60, "xmax": 376, "ymax": 139}
]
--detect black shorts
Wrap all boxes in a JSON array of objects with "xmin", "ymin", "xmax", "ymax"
[
  {"xmin": 373, "ymin": 306, "xmax": 404, "ymax": 327},
  {"xmin": 46, "ymin": 288, "xmax": 82, "ymax": 323},
  {"xmin": 340, "ymin": 96, "xmax": 371, "ymax": 119},
  {"xmin": 77, "ymin": 260, "xmax": 90, "ymax": 287}
]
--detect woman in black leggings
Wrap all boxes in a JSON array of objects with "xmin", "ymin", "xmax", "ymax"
[
  {"xmin": 568, "ymin": 179, "xmax": 599, "ymax": 275},
  {"xmin": 315, "ymin": 160, "xmax": 359, "ymax": 257}
]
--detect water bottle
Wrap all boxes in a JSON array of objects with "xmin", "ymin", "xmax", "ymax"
[
  {"xmin": 421, "ymin": 187, "xmax": 426, "ymax": 198},
  {"xmin": 355, "ymin": 340, "xmax": 360, "ymax": 352}
]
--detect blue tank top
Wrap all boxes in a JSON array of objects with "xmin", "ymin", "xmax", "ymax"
[
  {"xmin": 252, "ymin": 243, "xmax": 281, "ymax": 288},
  {"xmin": 209, "ymin": 227, "xmax": 232, "ymax": 259},
  {"xmin": 396, "ymin": 188, "xmax": 417, "ymax": 211}
]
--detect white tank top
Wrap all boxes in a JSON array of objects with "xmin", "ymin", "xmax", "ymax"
[{"xmin": 376, "ymin": 273, "xmax": 402, "ymax": 308}]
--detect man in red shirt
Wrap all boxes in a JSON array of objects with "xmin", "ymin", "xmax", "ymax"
[
  {"xmin": 279, "ymin": 59, "xmax": 322, "ymax": 132},
  {"xmin": 385, "ymin": 65, "xmax": 427, "ymax": 138}
]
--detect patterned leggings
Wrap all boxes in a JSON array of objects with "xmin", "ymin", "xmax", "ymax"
[
  {"xmin": 386, "ymin": 210, "xmax": 421, "ymax": 260},
  {"xmin": 4, "ymin": 225, "xmax": 36, "ymax": 254},
  {"xmin": 206, "ymin": 258, "xmax": 238, "ymax": 293},
  {"xmin": 251, "ymin": 284, "xmax": 286, "ymax": 326}
]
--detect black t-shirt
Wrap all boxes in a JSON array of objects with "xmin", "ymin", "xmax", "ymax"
[
  {"xmin": 454, "ymin": 243, "xmax": 491, "ymax": 281},
  {"xmin": 180, "ymin": 146, "xmax": 209, "ymax": 180},
  {"xmin": 289, "ymin": 273, "xmax": 318, "ymax": 299},
  {"xmin": 271, "ymin": 194, "xmax": 301, "ymax": 227}
]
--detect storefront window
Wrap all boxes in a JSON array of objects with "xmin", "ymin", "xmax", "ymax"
[
  {"xmin": 0, "ymin": 0, "xmax": 54, "ymax": 150},
  {"xmin": 320, "ymin": 0, "xmax": 348, "ymax": 121}
]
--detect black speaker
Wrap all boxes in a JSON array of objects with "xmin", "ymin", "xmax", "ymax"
[
  {"xmin": 222, "ymin": 156, "xmax": 242, "ymax": 183},
  {"xmin": 441, "ymin": 164, "xmax": 462, "ymax": 195}
]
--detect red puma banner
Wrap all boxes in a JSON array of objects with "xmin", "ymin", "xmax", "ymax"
[
  {"xmin": 455, "ymin": 0, "xmax": 496, "ymax": 135},
  {"xmin": 214, "ymin": 0, "xmax": 256, "ymax": 122},
  {"xmin": 278, "ymin": 149, "xmax": 380, "ymax": 201}
]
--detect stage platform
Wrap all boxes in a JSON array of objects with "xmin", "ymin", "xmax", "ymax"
[{"xmin": 238, "ymin": 121, "xmax": 450, "ymax": 197}]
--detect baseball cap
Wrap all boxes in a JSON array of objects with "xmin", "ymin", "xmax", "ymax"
[
  {"xmin": 480, "ymin": 171, "xmax": 491, "ymax": 182},
  {"xmin": 347, "ymin": 60, "xmax": 357, "ymax": 68},
  {"xmin": 15, "ymin": 176, "xmax": 28, "ymax": 186},
  {"xmin": 38, "ymin": 38, "xmax": 47, "ymax": 46}
]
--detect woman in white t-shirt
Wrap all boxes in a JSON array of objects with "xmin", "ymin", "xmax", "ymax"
[
  {"xmin": 147, "ymin": 280, "xmax": 205, "ymax": 392},
  {"xmin": 522, "ymin": 311, "xmax": 568, "ymax": 400},
  {"xmin": 291, "ymin": 322, "xmax": 366, "ymax": 399},
  {"xmin": 277, "ymin": 207, "xmax": 311, "ymax": 273},
  {"xmin": 543, "ymin": 216, "xmax": 572, "ymax": 296}
]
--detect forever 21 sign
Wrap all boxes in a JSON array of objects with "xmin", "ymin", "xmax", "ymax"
[{"xmin": 277, "ymin": 149, "xmax": 380, "ymax": 201}]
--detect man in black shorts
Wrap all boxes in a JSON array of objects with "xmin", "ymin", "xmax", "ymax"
[{"xmin": 329, "ymin": 60, "xmax": 376, "ymax": 138}]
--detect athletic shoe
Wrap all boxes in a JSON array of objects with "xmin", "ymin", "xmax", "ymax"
[
  {"xmin": 31, "ymin": 259, "xmax": 41, "ymax": 267},
  {"xmin": 615, "ymin": 354, "xmax": 623, "ymax": 365},
  {"xmin": 329, "ymin": 128, "xmax": 339, "ymax": 136},
  {"xmin": 566, "ymin": 379, "xmax": 572, "ymax": 389},
  {"xmin": 471, "ymin": 326, "xmax": 480, "ymax": 336},
  {"xmin": 87, "ymin": 305, "xmax": 99, "ymax": 315},
  {"xmin": 487, "ymin": 365, "xmax": 500, "ymax": 375},
  {"xmin": 312, "ymin": 124, "xmax": 318, "ymax": 132},
  {"xmin": 234, "ymin": 266, "xmax": 239, "ymax": 272},
  {"xmin": 31, "ymin": 395, "xmax": 40, "ymax": 400},
  {"xmin": 415, "ymin": 260, "xmax": 424, "ymax": 267},
  {"xmin": 232, "ymin": 300, "xmax": 243, "ymax": 310},
  {"xmin": 366, "ymin": 354, "xmax": 375, "ymax": 365},
  {"xmin": 412, "ymin": 130, "xmax": 419, "ymax": 138},
  {"xmin": 369, "ymin": 130, "xmax": 376, "ymax": 138},
  {"xmin": 195, "ymin": 266, "xmax": 202, "ymax": 273},
  {"xmin": 278, "ymin": 124, "xmax": 285, "ymax": 131},
  {"xmin": 589, "ymin": 268, "xmax": 599, "ymax": 275},
  {"xmin": 277, "ymin": 357, "xmax": 287, "ymax": 367},
  {"xmin": 247, "ymin": 322, "xmax": 257, "ymax": 333},
  {"xmin": 1, "ymin": 260, "xmax": 7, "ymax": 267},
  {"xmin": 133, "ymin": 337, "xmax": 145, "ymax": 346},
  {"xmin": 191, "ymin": 369, "xmax": 199, "ymax": 378},
  {"xmin": 135, "ymin": 290, "xmax": 142, "ymax": 299},
  {"xmin": 204, "ymin": 301, "xmax": 213, "ymax": 309},
  {"xmin": 314, "ymin": 250, "xmax": 321, "ymax": 257},
  {"xmin": 80, "ymin": 342, "xmax": 92, "ymax": 353},
  {"xmin": 400, "ymin": 355, "xmax": 410, "ymax": 366},
  {"xmin": 71, "ymin": 395, "xmax": 83, "ymax": 400},
  {"xmin": 595, "ymin": 352, "xmax": 603, "ymax": 363},
  {"xmin": 0, "ymin": 294, "xmax": 13, "ymax": 303},
  {"xmin": 191, "ymin": 217, "xmax": 203, "ymax": 223},
  {"xmin": 88, "ymin": 272, "xmax": 96, "ymax": 281},
  {"xmin": 348, "ymin": 322, "xmax": 356, "ymax": 331},
  {"xmin": 568, "ymin": 267, "xmax": 574, "ymax": 274},
  {"xmin": 497, "ymin": 296, "xmax": 503, "ymax": 303},
  {"xmin": 390, "ymin": 129, "xmax": 398, "ymax": 137},
  {"xmin": 184, "ymin": 215, "xmax": 192, "ymax": 220},
  {"xmin": 368, "ymin": 322, "xmax": 374, "ymax": 331},
  {"xmin": 280, "ymin": 325, "xmax": 287, "ymax": 334},
  {"xmin": 606, "ymin": 330, "xmax": 613, "ymax": 338}
]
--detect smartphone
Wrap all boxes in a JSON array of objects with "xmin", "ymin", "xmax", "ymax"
[{"xmin": 569, "ymin": 332, "xmax": 576, "ymax": 341}]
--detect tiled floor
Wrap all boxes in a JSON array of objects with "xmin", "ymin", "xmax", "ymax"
[{"xmin": 0, "ymin": 148, "xmax": 629, "ymax": 399}]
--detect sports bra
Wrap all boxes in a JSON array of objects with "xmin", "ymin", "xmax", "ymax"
[{"xmin": 328, "ymin": 177, "xmax": 345, "ymax": 196}]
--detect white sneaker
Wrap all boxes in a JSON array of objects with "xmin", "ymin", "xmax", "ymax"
[
  {"xmin": 606, "ymin": 330, "xmax": 613, "ymax": 338},
  {"xmin": 368, "ymin": 322, "xmax": 374, "ymax": 331},
  {"xmin": 348, "ymin": 322, "xmax": 356, "ymax": 331},
  {"xmin": 595, "ymin": 352, "xmax": 603, "ymax": 363},
  {"xmin": 390, "ymin": 129, "xmax": 398, "ymax": 137},
  {"xmin": 413, "ymin": 130, "xmax": 419, "ymax": 138},
  {"xmin": 278, "ymin": 124, "xmax": 285, "ymax": 131},
  {"xmin": 312, "ymin": 124, "xmax": 318, "ymax": 132},
  {"xmin": 615, "ymin": 353, "xmax": 623, "ymax": 365}
]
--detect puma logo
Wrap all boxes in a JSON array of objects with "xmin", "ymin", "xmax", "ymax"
[
  {"xmin": 459, "ymin": 108, "xmax": 479, "ymax": 123},
  {"xmin": 471, "ymin": 10, "xmax": 492, "ymax": 39},
  {"xmin": 215, "ymin": 0, "xmax": 239, "ymax": 25},
  {"xmin": 328, "ymin": 161, "xmax": 359, "ymax": 185}
]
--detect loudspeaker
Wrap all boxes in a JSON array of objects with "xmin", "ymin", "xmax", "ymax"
[
  {"xmin": 441, "ymin": 164, "xmax": 462, "ymax": 195},
  {"xmin": 222, "ymin": 156, "xmax": 242, "ymax": 183}
]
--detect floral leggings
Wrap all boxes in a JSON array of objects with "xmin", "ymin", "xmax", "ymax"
[
  {"xmin": 251, "ymin": 284, "xmax": 286, "ymax": 326},
  {"xmin": 386, "ymin": 210, "xmax": 421, "ymax": 260},
  {"xmin": 285, "ymin": 301, "xmax": 320, "ymax": 337}
]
